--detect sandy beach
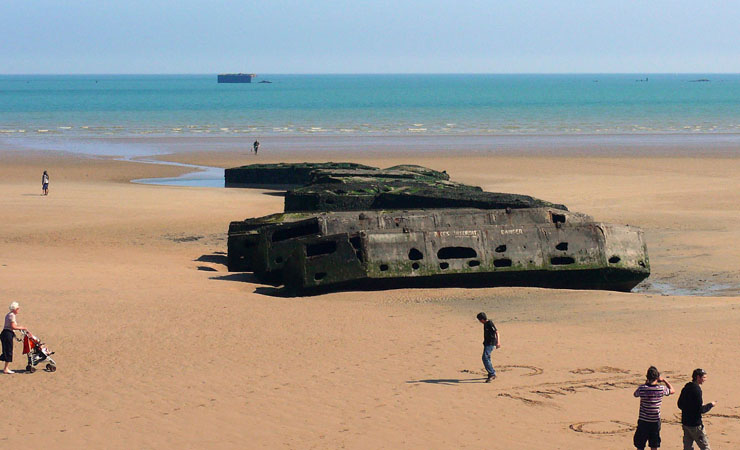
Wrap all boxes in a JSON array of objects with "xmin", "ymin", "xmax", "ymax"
[{"xmin": 2, "ymin": 137, "xmax": 740, "ymax": 449}]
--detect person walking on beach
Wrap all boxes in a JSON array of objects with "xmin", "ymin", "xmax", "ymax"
[
  {"xmin": 1, "ymin": 302, "xmax": 28, "ymax": 374},
  {"xmin": 253, "ymin": 140, "xmax": 260, "ymax": 155},
  {"xmin": 42, "ymin": 170, "xmax": 49, "ymax": 195},
  {"xmin": 678, "ymin": 368, "xmax": 716, "ymax": 450},
  {"xmin": 633, "ymin": 366, "xmax": 674, "ymax": 450},
  {"xmin": 476, "ymin": 312, "xmax": 500, "ymax": 382}
]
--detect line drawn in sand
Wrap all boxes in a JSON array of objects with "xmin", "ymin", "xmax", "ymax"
[
  {"xmin": 460, "ymin": 364, "xmax": 544, "ymax": 377},
  {"xmin": 569, "ymin": 420, "xmax": 635, "ymax": 435},
  {"xmin": 569, "ymin": 410, "xmax": 740, "ymax": 438},
  {"xmin": 499, "ymin": 368, "xmax": 638, "ymax": 406},
  {"xmin": 498, "ymin": 365, "xmax": 544, "ymax": 376},
  {"xmin": 570, "ymin": 366, "xmax": 629, "ymax": 375},
  {"xmin": 498, "ymin": 393, "xmax": 545, "ymax": 406}
]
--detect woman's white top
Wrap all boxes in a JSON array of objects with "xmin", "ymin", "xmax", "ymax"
[{"xmin": 3, "ymin": 312, "xmax": 15, "ymax": 330}]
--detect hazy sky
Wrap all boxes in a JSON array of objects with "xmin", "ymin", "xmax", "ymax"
[{"xmin": 2, "ymin": 0, "xmax": 738, "ymax": 74}]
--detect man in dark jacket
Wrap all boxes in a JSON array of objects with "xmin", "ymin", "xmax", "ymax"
[
  {"xmin": 677, "ymin": 368, "xmax": 716, "ymax": 450},
  {"xmin": 476, "ymin": 312, "xmax": 501, "ymax": 383}
]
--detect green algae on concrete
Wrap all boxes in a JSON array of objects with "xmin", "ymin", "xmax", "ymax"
[
  {"xmin": 284, "ymin": 179, "xmax": 567, "ymax": 212},
  {"xmin": 224, "ymin": 162, "xmax": 378, "ymax": 188}
]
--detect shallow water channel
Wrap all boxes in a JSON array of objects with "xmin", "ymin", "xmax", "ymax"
[{"xmin": 128, "ymin": 157, "xmax": 224, "ymax": 187}]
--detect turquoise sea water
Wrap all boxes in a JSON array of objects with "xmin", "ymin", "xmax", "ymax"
[{"xmin": 2, "ymin": 74, "xmax": 740, "ymax": 138}]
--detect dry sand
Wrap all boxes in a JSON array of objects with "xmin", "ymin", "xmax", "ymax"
[{"xmin": 2, "ymin": 140, "xmax": 740, "ymax": 449}]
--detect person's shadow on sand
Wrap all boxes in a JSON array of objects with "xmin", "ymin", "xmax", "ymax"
[
  {"xmin": 406, "ymin": 377, "xmax": 488, "ymax": 385},
  {"xmin": 2, "ymin": 368, "xmax": 33, "ymax": 374}
]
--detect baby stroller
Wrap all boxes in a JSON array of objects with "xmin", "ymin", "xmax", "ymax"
[{"xmin": 18, "ymin": 330, "xmax": 57, "ymax": 373}]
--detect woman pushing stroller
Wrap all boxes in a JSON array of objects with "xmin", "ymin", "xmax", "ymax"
[{"xmin": 2, "ymin": 302, "xmax": 28, "ymax": 374}]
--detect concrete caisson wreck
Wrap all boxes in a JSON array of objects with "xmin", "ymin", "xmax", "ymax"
[
  {"xmin": 280, "ymin": 208, "xmax": 649, "ymax": 293},
  {"xmin": 226, "ymin": 163, "xmax": 650, "ymax": 295}
]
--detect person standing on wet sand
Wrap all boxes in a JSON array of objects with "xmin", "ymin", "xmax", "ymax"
[
  {"xmin": 633, "ymin": 366, "xmax": 674, "ymax": 450},
  {"xmin": 42, "ymin": 170, "xmax": 49, "ymax": 195},
  {"xmin": 253, "ymin": 140, "xmax": 260, "ymax": 155},
  {"xmin": 476, "ymin": 312, "xmax": 500, "ymax": 382},
  {"xmin": 678, "ymin": 368, "xmax": 716, "ymax": 450}
]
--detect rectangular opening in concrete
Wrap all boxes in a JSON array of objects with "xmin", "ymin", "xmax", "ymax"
[
  {"xmin": 550, "ymin": 256, "xmax": 575, "ymax": 265},
  {"xmin": 551, "ymin": 213, "xmax": 566, "ymax": 224},
  {"xmin": 306, "ymin": 241, "xmax": 337, "ymax": 257},
  {"xmin": 437, "ymin": 247, "xmax": 477, "ymax": 259},
  {"xmin": 494, "ymin": 258, "xmax": 512, "ymax": 267}
]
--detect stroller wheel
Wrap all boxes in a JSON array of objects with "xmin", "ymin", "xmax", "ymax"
[
  {"xmin": 26, "ymin": 365, "xmax": 36, "ymax": 373},
  {"xmin": 46, "ymin": 364, "xmax": 57, "ymax": 372}
]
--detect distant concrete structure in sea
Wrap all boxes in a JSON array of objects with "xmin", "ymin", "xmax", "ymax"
[{"xmin": 217, "ymin": 73, "xmax": 256, "ymax": 83}]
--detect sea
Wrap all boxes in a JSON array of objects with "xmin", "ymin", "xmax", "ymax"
[{"xmin": 2, "ymin": 74, "xmax": 740, "ymax": 140}]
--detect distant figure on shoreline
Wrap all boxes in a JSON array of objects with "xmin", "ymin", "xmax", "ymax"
[
  {"xmin": 632, "ymin": 366, "xmax": 674, "ymax": 450},
  {"xmin": 42, "ymin": 170, "xmax": 49, "ymax": 196},
  {"xmin": 253, "ymin": 140, "xmax": 260, "ymax": 155},
  {"xmin": 476, "ymin": 312, "xmax": 500, "ymax": 383}
]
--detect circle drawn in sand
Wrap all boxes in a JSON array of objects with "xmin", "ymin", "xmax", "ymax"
[
  {"xmin": 497, "ymin": 365, "xmax": 544, "ymax": 376},
  {"xmin": 569, "ymin": 420, "xmax": 635, "ymax": 435}
]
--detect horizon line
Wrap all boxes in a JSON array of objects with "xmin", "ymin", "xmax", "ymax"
[{"xmin": 2, "ymin": 72, "xmax": 740, "ymax": 76}]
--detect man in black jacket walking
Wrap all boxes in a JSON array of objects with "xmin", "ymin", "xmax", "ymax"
[
  {"xmin": 677, "ymin": 368, "xmax": 716, "ymax": 450},
  {"xmin": 476, "ymin": 312, "xmax": 500, "ymax": 383}
]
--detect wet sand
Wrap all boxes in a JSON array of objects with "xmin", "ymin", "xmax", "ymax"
[{"xmin": 1, "ymin": 137, "xmax": 740, "ymax": 448}]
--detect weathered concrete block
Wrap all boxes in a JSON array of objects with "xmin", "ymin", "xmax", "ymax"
[
  {"xmin": 224, "ymin": 162, "xmax": 377, "ymax": 188},
  {"xmin": 281, "ymin": 217, "xmax": 649, "ymax": 294}
]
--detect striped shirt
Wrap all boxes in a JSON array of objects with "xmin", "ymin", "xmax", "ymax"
[{"xmin": 634, "ymin": 384, "xmax": 670, "ymax": 422}]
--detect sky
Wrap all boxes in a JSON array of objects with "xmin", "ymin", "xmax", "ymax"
[{"xmin": 1, "ymin": 0, "xmax": 739, "ymax": 74}]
